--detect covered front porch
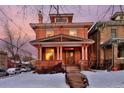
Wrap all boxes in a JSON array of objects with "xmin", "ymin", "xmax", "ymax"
[
  {"xmin": 30, "ymin": 34, "xmax": 94, "ymax": 70},
  {"xmin": 101, "ymin": 38, "xmax": 124, "ymax": 70}
]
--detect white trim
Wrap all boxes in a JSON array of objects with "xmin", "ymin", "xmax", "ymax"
[
  {"xmin": 87, "ymin": 22, "xmax": 96, "ymax": 33},
  {"xmin": 31, "ymin": 41, "xmax": 94, "ymax": 45},
  {"xmin": 81, "ymin": 46, "xmax": 85, "ymax": 60},
  {"xmin": 41, "ymin": 44, "xmax": 82, "ymax": 47},
  {"xmin": 60, "ymin": 46, "xmax": 62, "ymax": 60}
]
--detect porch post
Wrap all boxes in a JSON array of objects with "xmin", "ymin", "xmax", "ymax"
[
  {"xmin": 85, "ymin": 45, "xmax": 88, "ymax": 60},
  {"xmin": 37, "ymin": 45, "xmax": 41, "ymax": 60},
  {"xmin": 60, "ymin": 46, "xmax": 62, "ymax": 60},
  {"xmin": 81, "ymin": 46, "xmax": 85, "ymax": 60},
  {"xmin": 40, "ymin": 46, "xmax": 42, "ymax": 60},
  {"xmin": 37, "ymin": 45, "xmax": 42, "ymax": 60},
  {"xmin": 112, "ymin": 43, "xmax": 119, "ymax": 70},
  {"xmin": 57, "ymin": 46, "xmax": 60, "ymax": 60}
]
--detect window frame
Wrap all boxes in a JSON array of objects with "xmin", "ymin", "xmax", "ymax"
[
  {"xmin": 55, "ymin": 17, "xmax": 68, "ymax": 23},
  {"xmin": 46, "ymin": 29, "xmax": 54, "ymax": 37},
  {"xmin": 111, "ymin": 27, "xmax": 117, "ymax": 38},
  {"xmin": 118, "ymin": 44, "xmax": 124, "ymax": 58},
  {"xmin": 69, "ymin": 28, "xmax": 77, "ymax": 36},
  {"xmin": 45, "ymin": 48, "xmax": 55, "ymax": 61}
]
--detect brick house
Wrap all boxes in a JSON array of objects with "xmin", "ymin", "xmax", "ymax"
[
  {"xmin": 30, "ymin": 11, "xmax": 94, "ymax": 70},
  {"xmin": 88, "ymin": 12, "xmax": 124, "ymax": 70}
]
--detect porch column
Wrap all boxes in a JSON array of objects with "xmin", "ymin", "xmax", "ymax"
[
  {"xmin": 40, "ymin": 46, "xmax": 42, "ymax": 60},
  {"xmin": 85, "ymin": 45, "xmax": 88, "ymax": 60},
  {"xmin": 37, "ymin": 45, "xmax": 41, "ymax": 60},
  {"xmin": 57, "ymin": 46, "xmax": 60, "ymax": 60},
  {"xmin": 60, "ymin": 46, "xmax": 62, "ymax": 60},
  {"xmin": 112, "ymin": 43, "xmax": 119, "ymax": 69},
  {"xmin": 81, "ymin": 46, "xmax": 85, "ymax": 60},
  {"xmin": 37, "ymin": 45, "xmax": 42, "ymax": 60}
]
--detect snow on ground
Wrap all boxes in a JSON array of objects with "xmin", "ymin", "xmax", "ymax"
[
  {"xmin": 0, "ymin": 72, "xmax": 69, "ymax": 88},
  {"xmin": 81, "ymin": 70, "xmax": 124, "ymax": 88}
]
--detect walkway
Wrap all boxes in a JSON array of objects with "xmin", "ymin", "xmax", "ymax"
[{"xmin": 65, "ymin": 65, "xmax": 89, "ymax": 88}]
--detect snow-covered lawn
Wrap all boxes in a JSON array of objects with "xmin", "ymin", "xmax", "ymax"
[
  {"xmin": 81, "ymin": 70, "xmax": 124, "ymax": 88},
  {"xmin": 0, "ymin": 72, "xmax": 69, "ymax": 88}
]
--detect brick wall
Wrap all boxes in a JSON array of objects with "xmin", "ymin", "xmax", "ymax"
[{"xmin": 34, "ymin": 27, "xmax": 88, "ymax": 39}]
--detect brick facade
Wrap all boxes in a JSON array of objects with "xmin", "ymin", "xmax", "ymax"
[
  {"xmin": 89, "ymin": 12, "xmax": 124, "ymax": 70},
  {"xmin": 30, "ymin": 12, "xmax": 94, "ymax": 70}
]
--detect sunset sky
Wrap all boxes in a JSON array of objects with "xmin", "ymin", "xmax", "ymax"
[{"xmin": 0, "ymin": 5, "xmax": 123, "ymax": 57}]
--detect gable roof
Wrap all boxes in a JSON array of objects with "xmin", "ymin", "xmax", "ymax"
[
  {"xmin": 30, "ymin": 34, "xmax": 94, "ymax": 45},
  {"xmin": 111, "ymin": 12, "xmax": 124, "ymax": 20}
]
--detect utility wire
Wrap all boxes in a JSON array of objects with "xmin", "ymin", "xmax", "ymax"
[
  {"xmin": 111, "ymin": 5, "xmax": 115, "ymax": 17},
  {"xmin": 60, "ymin": 5, "xmax": 65, "ymax": 13},
  {"xmin": 0, "ymin": 7, "xmax": 29, "ymax": 38},
  {"xmin": 99, "ymin": 5, "xmax": 112, "ymax": 21},
  {"xmin": 119, "ymin": 5, "xmax": 124, "ymax": 13}
]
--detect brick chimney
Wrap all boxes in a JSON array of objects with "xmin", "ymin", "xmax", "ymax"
[{"xmin": 38, "ymin": 10, "xmax": 43, "ymax": 23}]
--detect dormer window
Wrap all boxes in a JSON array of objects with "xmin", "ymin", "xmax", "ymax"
[
  {"xmin": 120, "ymin": 15, "xmax": 124, "ymax": 20},
  {"xmin": 55, "ymin": 17, "xmax": 68, "ymax": 23},
  {"xmin": 111, "ymin": 12, "xmax": 124, "ymax": 21},
  {"xmin": 49, "ymin": 13, "xmax": 73, "ymax": 23}
]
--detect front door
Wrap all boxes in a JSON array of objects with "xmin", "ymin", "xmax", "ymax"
[{"xmin": 65, "ymin": 50, "xmax": 75, "ymax": 65}]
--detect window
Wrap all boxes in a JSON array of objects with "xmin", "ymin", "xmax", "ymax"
[
  {"xmin": 120, "ymin": 16, "xmax": 124, "ymax": 20},
  {"xmin": 118, "ymin": 44, "xmax": 124, "ymax": 57},
  {"xmin": 55, "ymin": 18, "xmax": 68, "ymax": 23},
  {"xmin": 111, "ymin": 28, "xmax": 116, "ymax": 38},
  {"xmin": 69, "ymin": 28, "xmax": 77, "ymax": 36},
  {"xmin": 46, "ymin": 29, "xmax": 54, "ymax": 37},
  {"xmin": 45, "ymin": 48, "xmax": 55, "ymax": 61}
]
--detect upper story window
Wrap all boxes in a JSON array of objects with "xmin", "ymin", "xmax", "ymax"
[
  {"xmin": 111, "ymin": 28, "xmax": 116, "ymax": 38},
  {"xmin": 55, "ymin": 18, "xmax": 68, "ymax": 23},
  {"xmin": 69, "ymin": 28, "xmax": 77, "ymax": 36},
  {"xmin": 120, "ymin": 15, "xmax": 124, "ymax": 20},
  {"xmin": 46, "ymin": 29, "xmax": 54, "ymax": 37},
  {"xmin": 115, "ymin": 15, "xmax": 124, "ymax": 20}
]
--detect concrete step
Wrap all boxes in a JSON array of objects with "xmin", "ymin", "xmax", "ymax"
[{"xmin": 65, "ymin": 66, "xmax": 80, "ymax": 73}]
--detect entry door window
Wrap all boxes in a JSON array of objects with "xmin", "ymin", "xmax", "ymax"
[{"xmin": 45, "ymin": 48, "xmax": 55, "ymax": 61}]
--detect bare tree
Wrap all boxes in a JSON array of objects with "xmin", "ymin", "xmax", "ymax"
[{"xmin": 3, "ymin": 22, "xmax": 29, "ymax": 63}]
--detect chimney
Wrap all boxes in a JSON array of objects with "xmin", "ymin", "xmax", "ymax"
[{"xmin": 38, "ymin": 10, "xmax": 43, "ymax": 23}]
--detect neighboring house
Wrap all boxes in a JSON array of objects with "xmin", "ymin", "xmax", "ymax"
[
  {"xmin": 88, "ymin": 12, "xmax": 124, "ymax": 70},
  {"xmin": 0, "ymin": 51, "xmax": 8, "ymax": 69},
  {"xmin": 30, "ymin": 11, "xmax": 94, "ymax": 70}
]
